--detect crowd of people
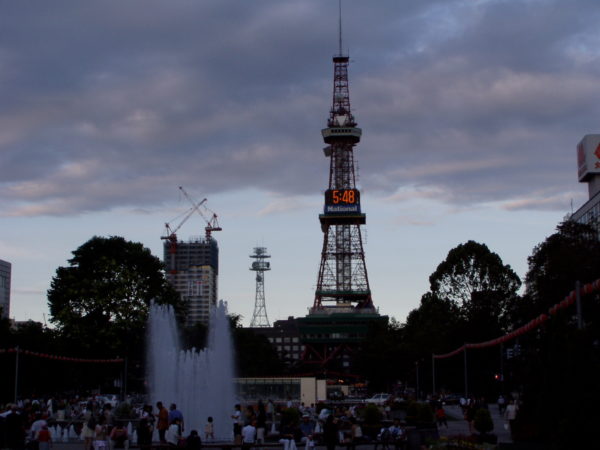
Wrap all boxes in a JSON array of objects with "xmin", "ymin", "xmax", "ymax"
[
  {"xmin": 0, "ymin": 395, "xmax": 417, "ymax": 450},
  {"xmin": 228, "ymin": 400, "xmax": 407, "ymax": 450},
  {"xmin": 0, "ymin": 397, "xmax": 201, "ymax": 450}
]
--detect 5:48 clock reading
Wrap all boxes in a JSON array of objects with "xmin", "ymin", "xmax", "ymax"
[{"xmin": 325, "ymin": 188, "xmax": 360, "ymax": 205}]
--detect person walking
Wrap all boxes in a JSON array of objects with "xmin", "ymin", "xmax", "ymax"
[
  {"xmin": 137, "ymin": 416, "xmax": 153, "ymax": 450},
  {"xmin": 464, "ymin": 402, "xmax": 475, "ymax": 434},
  {"xmin": 166, "ymin": 418, "xmax": 183, "ymax": 448},
  {"xmin": 109, "ymin": 423, "xmax": 129, "ymax": 450},
  {"xmin": 435, "ymin": 406, "xmax": 448, "ymax": 428},
  {"xmin": 204, "ymin": 417, "xmax": 214, "ymax": 441},
  {"xmin": 256, "ymin": 401, "xmax": 267, "ymax": 445},
  {"xmin": 323, "ymin": 415, "xmax": 338, "ymax": 450},
  {"xmin": 30, "ymin": 413, "xmax": 47, "ymax": 449},
  {"xmin": 169, "ymin": 404, "xmax": 184, "ymax": 434},
  {"xmin": 81, "ymin": 406, "xmax": 96, "ymax": 450},
  {"xmin": 241, "ymin": 421, "xmax": 257, "ymax": 450},
  {"xmin": 35, "ymin": 425, "xmax": 52, "ymax": 450},
  {"xmin": 156, "ymin": 402, "xmax": 169, "ymax": 444},
  {"xmin": 185, "ymin": 430, "xmax": 202, "ymax": 450},
  {"xmin": 497, "ymin": 395, "xmax": 506, "ymax": 414},
  {"xmin": 504, "ymin": 400, "xmax": 519, "ymax": 439},
  {"xmin": 93, "ymin": 416, "xmax": 108, "ymax": 450},
  {"xmin": 231, "ymin": 404, "xmax": 243, "ymax": 445}
]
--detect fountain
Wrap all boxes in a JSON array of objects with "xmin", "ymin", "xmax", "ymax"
[{"xmin": 147, "ymin": 300, "xmax": 236, "ymax": 440}]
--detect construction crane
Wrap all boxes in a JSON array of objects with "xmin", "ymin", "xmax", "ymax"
[
  {"xmin": 161, "ymin": 187, "xmax": 222, "ymax": 273},
  {"xmin": 177, "ymin": 186, "xmax": 222, "ymax": 239},
  {"xmin": 162, "ymin": 198, "xmax": 208, "ymax": 243}
]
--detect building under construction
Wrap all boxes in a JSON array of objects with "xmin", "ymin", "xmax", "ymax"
[
  {"xmin": 164, "ymin": 236, "xmax": 218, "ymax": 326},
  {"xmin": 162, "ymin": 187, "xmax": 221, "ymax": 327}
]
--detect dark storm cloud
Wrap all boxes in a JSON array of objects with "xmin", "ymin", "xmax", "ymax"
[{"xmin": 0, "ymin": 0, "xmax": 597, "ymax": 216}]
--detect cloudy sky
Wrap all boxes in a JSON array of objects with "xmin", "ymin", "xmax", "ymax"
[{"xmin": 1, "ymin": 0, "xmax": 597, "ymax": 326}]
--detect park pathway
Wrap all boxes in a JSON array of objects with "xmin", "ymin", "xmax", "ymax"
[{"xmin": 438, "ymin": 403, "xmax": 512, "ymax": 444}]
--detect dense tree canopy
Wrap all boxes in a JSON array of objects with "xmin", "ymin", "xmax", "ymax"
[
  {"xmin": 354, "ymin": 317, "xmax": 403, "ymax": 392},
  {"xmin": 525, "ymin": 220, "xmax": 600, "ymax": 315},
  {"xmin": 398, "ymin": 241, "xmax": 523, "ymax": 396},
  {"xmin": 402, "ymin": 292, "xmax": 463, "ymax": 354},
  {"xmin": 228, "ymin": 314, "xmax": 284, "ymax": 377},
  {"xmin": 47, "ymin": 236, "xmax": 183, "ymax": 356},
  {"xmin": 516, "ymin": 220, "xmax": 600, "ymax": 447},
  {"xmin": 429, "ymin": 240, "xmax": 521, "ymax": 307},
  {"xmin": 428, "ymin": 240, "xmax": 521, "ymax": 335}
]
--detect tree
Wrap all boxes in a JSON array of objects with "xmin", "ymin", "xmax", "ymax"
[
  {"xmin": 399, "ymin": 293, "xmax": 466, "ymax": 395},
  {"xmin": 515, "ymin": 220, "xmax": 600, "ymax": 447},
  {"xmin": 402, "ymin": 292, "xmax": 463, "ymax": 354},
  {"xmin": 47, "ymin": 236, "xmax": 183, "ymax": 357},
  {"xmin": 228, "ymin": 314, "xmax": 284, "ymax": 377},
  {"xmin": 354, "ymin": 317, "xmax": 402, "ymax": 392},
  {"xmin": 525, "ymin": 220, "xmax": 600, "ymax": 315},
  {"xmin": 429, "ymin": 240, "xmax": 521, "ymax": 337}
]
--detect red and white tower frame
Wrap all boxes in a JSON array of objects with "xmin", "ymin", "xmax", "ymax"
[{"xmin": 312, "ymin": 52, "xmax": 374, "ymax": 313}]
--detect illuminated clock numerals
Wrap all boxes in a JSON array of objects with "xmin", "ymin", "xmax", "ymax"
[
  {"xmin": 334, "ymin": 190, "xmax": 341, "ymax": 204},
  {"xmin": 325, "ymin": 189, "xmax": 360, "ymax": 206},
  {"xmin": 328, "ymin": 189, "xmax": 357, "ymax": 204},
  {"xmin": 344, "ymin": 190, "xmax": 355, "ymax": 203}
]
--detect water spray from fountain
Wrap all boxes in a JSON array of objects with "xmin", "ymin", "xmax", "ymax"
[{"xmin": 147, "ymin": 300, "xmax": 235, "ymax": 440}]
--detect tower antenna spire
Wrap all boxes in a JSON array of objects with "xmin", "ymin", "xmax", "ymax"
[{"xmin": 338, "ymin": 0, "xmax": 343, "ymax": 56}]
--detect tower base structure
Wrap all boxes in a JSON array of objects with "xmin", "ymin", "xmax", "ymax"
[{"xmin": 298, "ymin": 310, "xmax": 388, "ymax": 378}]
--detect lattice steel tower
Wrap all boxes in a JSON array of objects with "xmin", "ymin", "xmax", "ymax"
[
  {"xmin": 250, "ymin": 247, "xmax": 271, "ymax": 327},
  {"xmin": 312, "ymin": 35, "xmax": 374, "ymax": 314}
]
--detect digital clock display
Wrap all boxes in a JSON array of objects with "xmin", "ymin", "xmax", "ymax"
[
  {"xmin": 326, "ymin": 189, "xmax": 359, "ymax": 204},
  {"xmin": 324, "ymin": 189, "xmax": 361, "ymax": 214}
]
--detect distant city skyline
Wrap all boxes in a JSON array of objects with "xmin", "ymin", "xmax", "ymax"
[{"xmin": 1, "ymin": 0, "xmax": 594, "ymax": 326}]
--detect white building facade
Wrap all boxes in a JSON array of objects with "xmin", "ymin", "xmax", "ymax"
[{"xmin": 572, "ymin": 134, "xmax": 600, "ymax": 236}]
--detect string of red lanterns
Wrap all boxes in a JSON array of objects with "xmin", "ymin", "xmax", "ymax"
[
  {"xmin": 0, "ymin": 348, "xmax": 124, "ymax": 363},
  {"xmin": 433, "ymin": 277, "xmax": 600, "ymax": 360}
]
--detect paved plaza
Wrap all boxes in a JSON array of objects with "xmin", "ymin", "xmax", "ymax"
[{"xmin": 437, "ymin": 404, "xmax": 511, "ymax": 444}]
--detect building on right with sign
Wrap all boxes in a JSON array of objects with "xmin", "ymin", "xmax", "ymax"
[{"xmin": 571, "ymin": 134, "xmax": 600, "ymax": 236}]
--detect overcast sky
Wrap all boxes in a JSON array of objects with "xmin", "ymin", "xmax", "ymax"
[{"xmin": 1, "ymin": 0, "xmax": 597, "ymax": 326}]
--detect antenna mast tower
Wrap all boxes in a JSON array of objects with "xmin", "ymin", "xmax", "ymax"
[
  {"xmin": 298, "ymin": 0, "xmax": 385, "ymax": 378},
  {"xmin": 250, "ymin": 247, "xmax": 271, "ymax": 327},
  {"xmin": 312, "ymin": 2, "xmax": 374, "ymax": 313}
]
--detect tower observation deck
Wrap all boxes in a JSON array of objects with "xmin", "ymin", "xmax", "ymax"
[{"xmin": 312, "ymin": 52, "xmax": 374, "ymax": 313}]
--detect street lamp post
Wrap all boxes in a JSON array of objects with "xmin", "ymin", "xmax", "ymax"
[
  {"xmin": 463, "ymin": 347, "xmax": 469, "ymax": 398},
  {"xmin": 416, "ymin": 361, "xmax": 420, "ymax": 400}
]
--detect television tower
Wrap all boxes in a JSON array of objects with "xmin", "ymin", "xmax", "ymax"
[
  {"xmin": 312, "ymin": 17, "xmax": 374, "ymax": 313},
  {"xmin": 250, "ymin": 247, "xmax": 271, "ymax": 327}
]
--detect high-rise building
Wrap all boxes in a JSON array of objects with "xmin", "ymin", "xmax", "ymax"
[
  {"xmin": 571, "ymin": 134, "xmax": 600, "ymax": 236},
  {"xmin": 163, "ymin": 237, "xmax": 218, "ymax": 326},
  {"xmin": 0, "ymin": 259, "xmax": 11, "ymax": 319}
]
